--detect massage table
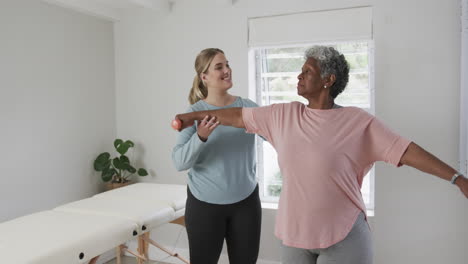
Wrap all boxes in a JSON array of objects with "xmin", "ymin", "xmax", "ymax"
[
  {"xmin": 0, "ymin": 183, "xmax": 188, "ymax": 264},
  {"xmin": 0, "ymin": 210, "xmax": 138, "ymax": 264}
]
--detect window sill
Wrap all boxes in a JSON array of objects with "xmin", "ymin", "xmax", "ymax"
[
  {"xmin": 262, "ymin": 202, "xmax": 375, "ymax": 218},
  {"xmin": 261, "ymin": 202, "xmax": 278, "ymax": 210}
]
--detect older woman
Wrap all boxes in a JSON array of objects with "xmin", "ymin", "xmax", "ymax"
[{"xmin": 172, "ymin": 46, "xmax": 468, "ymax": 264}]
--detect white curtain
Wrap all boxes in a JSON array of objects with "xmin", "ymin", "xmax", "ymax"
[{"xmin": 248, "ymin": 6, "xmax": 372, "ymax": 47}]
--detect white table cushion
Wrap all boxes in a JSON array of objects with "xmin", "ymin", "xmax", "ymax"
[
  {"xmin": 94, "ymin": 183, "xmax": 187, "ymax": 211},
  {"xmin": 54, "ymin": 195, "xmax": 176, "ymax": 232},
  {"xmin": 0, "ymin": 210, "xmax": 138, "ymax": 264}
]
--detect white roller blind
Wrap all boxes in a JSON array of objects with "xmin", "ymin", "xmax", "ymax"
[
  {"xmin": 461, "ymin": 0, "xmax": 468, "ymax": 175},
  {"xmin": 248, "ymin": 6, "xmax": 372, "ymax": 47}
]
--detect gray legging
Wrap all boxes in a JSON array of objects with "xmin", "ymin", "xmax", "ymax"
[{"xmin": 281, "ymin": 212, "xmax": 373, "ymax": 264}]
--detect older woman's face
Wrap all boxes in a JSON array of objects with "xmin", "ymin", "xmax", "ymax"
[{"xmin": 297, "ymin": 58, "xmax": 324, "ymax": 98}]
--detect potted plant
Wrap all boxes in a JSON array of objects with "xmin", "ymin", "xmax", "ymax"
[{"xmin": 93, "ymin": 139, "xmax": 148, "ymax": 189}]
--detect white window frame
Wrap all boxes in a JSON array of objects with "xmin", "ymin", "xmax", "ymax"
[
  {"xmin": 460, "ymin": 0, "xmax": 468, "ymax": 176},
  {"xmin": 249, "ymin": 40, "xmax": 375, "ymax": 212}
]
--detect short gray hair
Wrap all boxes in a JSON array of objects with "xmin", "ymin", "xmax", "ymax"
[{"xmin": 304, "ymin": 46, "xmax": 349, "ymax": 99}]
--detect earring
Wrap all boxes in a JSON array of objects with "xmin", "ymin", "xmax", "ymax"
[{"xmin": 324, "ymin": 85, "xmax": 327, "ymax": 89}]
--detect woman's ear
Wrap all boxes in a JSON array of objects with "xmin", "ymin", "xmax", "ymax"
[{"xmin": 324, "ymin": 74, "xmax": 336, "ymax": 88}]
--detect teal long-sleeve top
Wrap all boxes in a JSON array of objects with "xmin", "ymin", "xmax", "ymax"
[{"xmin": 172, "ymin": 97, "xmax": 258, "ymax": 204}]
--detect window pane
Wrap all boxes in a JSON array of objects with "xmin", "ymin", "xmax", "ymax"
[{"xmin": 263, "ymin": 141, "xmax": 281, "ymax": 200}]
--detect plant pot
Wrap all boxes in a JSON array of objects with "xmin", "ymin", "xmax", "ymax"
[{"xmin": 106, "ymin": 181, "xmax": 132, "ymax": 191}]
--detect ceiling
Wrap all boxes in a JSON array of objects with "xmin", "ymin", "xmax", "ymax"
[{"xmin": 41, "ymin": 0, "xmax": 176, "ymax": 22}]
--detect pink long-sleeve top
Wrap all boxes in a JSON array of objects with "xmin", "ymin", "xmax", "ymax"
[{"xmin": 243, "ymin": 102, "xmax": 411, "ymax": 249}]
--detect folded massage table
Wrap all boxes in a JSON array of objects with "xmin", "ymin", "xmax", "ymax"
[{"xmin": 0, "ymin": 183, "xmax": 188, "ymax": 264}]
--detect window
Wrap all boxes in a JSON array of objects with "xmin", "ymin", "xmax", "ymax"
[{"xmin": 249, "ymin": 41, "xmax": 375, "ymax": 211}]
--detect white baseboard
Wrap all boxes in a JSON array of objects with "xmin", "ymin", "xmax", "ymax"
[{"xmin": 124, "ymin": 240, "xmax": 280, "ymax": 264}]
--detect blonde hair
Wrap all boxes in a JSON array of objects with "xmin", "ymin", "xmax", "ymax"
[{"xmin": 188, "ymin": 48, "xmax": 224, "ymax": 104}]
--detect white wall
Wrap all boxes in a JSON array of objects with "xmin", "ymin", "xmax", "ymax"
[
  {"xmin": 0, "ymin": 0, "xmax": 116, "ymax": 222},
  {"xmin": 373, "ymin": 0, "xmax": 468, "ymax": 262},
  {"xmin": 114, "ymin": 0, "xmax": 468, "ymax": 263}
]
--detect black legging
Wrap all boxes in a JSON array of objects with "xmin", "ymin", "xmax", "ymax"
[{"xmin": 185, "ymin": 185, "xmax": 261, "ymax": 264}]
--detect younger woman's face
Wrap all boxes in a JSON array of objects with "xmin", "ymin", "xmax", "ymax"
[{"xmin": 202, "ymin": 53, "xmax": 232, "ymax": 91}]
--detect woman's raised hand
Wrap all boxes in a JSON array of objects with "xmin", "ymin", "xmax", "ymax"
[{"xmin": 197, "ymin": 115, "xmax": 220, "ymax": 142}]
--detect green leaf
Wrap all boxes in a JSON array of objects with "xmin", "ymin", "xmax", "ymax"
[
  {"xmin": 101, "ymin": 168, "xmax": 116, "ymax": 182},
  {"xmin": 116, "ymin": 141, "xmax": 131, "ymax": 155},
  {"xmin": 123, "ymin": 163, "xmax": 136, "ymax": 174},
  {"xmin": 138, "ymin": 168, "xmax": 148, "ymax": 176},
  {"xmin": 103, "ymin": 159, "xmax": 111, "ymax": 170},
  {"xmin": 113, "ymin": 157, "xmax": 124, "ymax": 169},
  {"xmin": 126, "ymin": 163, "xmax": 136, "ymax": 174},
  {"xmin": 101, "ymin": 174, "xmax": 112, "ymax": 182},
  {"xmin": 125, "ymin": 140, "xmax": 134, "ymax": 147},
  {"xmin": 120, "ymin": 155, "xmax": 130, "ymax": 164},
  {"xmin": 94, "ymin": 152, "xmax": 110, "ymax": 171},
  {"xmin": 114, "ymin": 139, "xmax": 123, "ymax": 149}
]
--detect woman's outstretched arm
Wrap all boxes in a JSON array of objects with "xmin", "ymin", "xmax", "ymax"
[
  {"xmin": 400, "ymin": 142, "xmax": 468, "ymax": 198},
  {"xmin": 174, "ymin": 107, "xmax": 244, "ymax": 131}
]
